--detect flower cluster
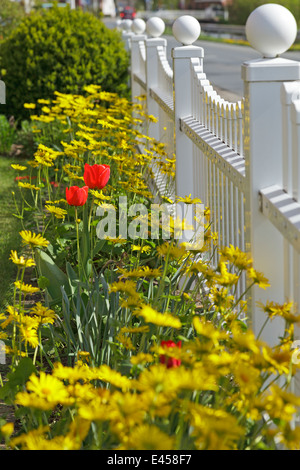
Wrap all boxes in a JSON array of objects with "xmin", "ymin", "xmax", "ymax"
[
  {"xmin": 66, "ymin": 163, "xmax": 110, "ymax": 206},
  {"xmin": 2, "ymin": 86, "xmax": 300, "ymax": 451}
]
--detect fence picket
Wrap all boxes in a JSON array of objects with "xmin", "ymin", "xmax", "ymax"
[{"xmin": 128, "ymin": 12, "xmax": 300, "ymax": 366}]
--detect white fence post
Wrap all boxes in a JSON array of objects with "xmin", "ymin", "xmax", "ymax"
[
  {"xmin": 121, "ymin": 20, "xmax": 134, "ymax": 53},
  {"xmin": 172, "ymin": 16, "xmax": 203, "ymax": 201},
  {"xmin": 242, "ymin": 4, "xmax": 300, "ymax": 343},
  {"xmin": 145, "ymin": 18, "xmax": 167, "ymax": 142},
  {"xmin": 130, "ymin": 33, "xmax": 147, "ymax": 103}
]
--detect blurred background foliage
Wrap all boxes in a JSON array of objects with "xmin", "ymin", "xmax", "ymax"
[
  {"xmin": 227, "ymin": 0, "xmax": 300, "ymax": 25},
  {"xmin": 0, "ymin": 0, "xmax": 25, "ymax": 40}
]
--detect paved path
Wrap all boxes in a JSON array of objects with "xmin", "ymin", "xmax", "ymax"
[{"xmin": 165, "ymin": 36, "xmax": 300, "ymax": 101}]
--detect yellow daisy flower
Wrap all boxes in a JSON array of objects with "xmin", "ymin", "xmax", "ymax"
[
  {"xmin": 14, "ymin": 281, "xmax": 40, "ymax": 295},
  {"xmin": 19, "ymin": 230, "xmax": 49, "ymax": 248},
  {"xmin": 9, "ymin": 250, "xmax": 35, "ymax": 268},
  {"xmin": 11, "ymin": 164, "xmax": 27, "ymax": 171},
  {"xmin": 45, "ymin": 205, "xmax": 67, "ymax": 219},
  {"xmin": 138, "ymin": 305, "xmax": 182, "ymax": 329}
]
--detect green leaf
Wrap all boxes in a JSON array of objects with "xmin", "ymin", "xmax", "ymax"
[
  {"xmin": 92, "ymin": 239, "xmax": 106, "ymax": 258},
  {"xmin": 0, "ymin": 358, "xmax": 36, "ymax": 402},
  {"xmin": 35, "ymin": 249, "xmax": 70, "ymax": 304},
  {"xmin": 66, "ymin": 261, "xmax": 79, "ymax": 294}
]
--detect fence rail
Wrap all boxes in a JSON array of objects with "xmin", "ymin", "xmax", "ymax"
[{"xmin": 122, "ymin": 7, "xmax": 300, "ymax": 389}]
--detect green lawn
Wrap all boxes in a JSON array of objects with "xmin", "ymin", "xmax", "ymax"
[{"xmin": 0, "ymin": 156, "xmax": 23, "ymax": 309}]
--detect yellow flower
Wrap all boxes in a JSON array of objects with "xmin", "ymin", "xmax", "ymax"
[
  {"xmin": 52, "ymin": 362, "xmax": 91, "ymax": 384},
  {"xmin": 278, "ymin": 424, "xmax": 300, "ymax": 450},
  {"xmin": 156, "ymin": 241, "xmax": 186, "ymax": 260},
  {"xmin": 11, "ymin": 164, "xmax": 27, "ymax": 171},
  {"xmin": 132, "ymin": 244, "xmax": 151, "ymax": 254},
  {"xmin": 19, "ymin": 324, "xmax": 39, "ymax": 348},
  {"xmin": 259, "ymin": 300, "xmax": 300, "ymax": 323},
  {"xmin": 30, "ymin": 302, "xmax": 56, "ymax": 325},
  {"xmin": 121, "ymin": 325, "xmax": 149, "ymax": 334},
  {"xmin": 10, "ymin": 425, "xmax": 50, "ymax": 450},
  {"xmin": 138, "ymin": 305, "xmax": 182, "ymax": 329},
  {"xmin": 220, "ymin": 244, "xmax": 252, "ymax": 271},
  {"xmin": 37, "ymin": 99, "xmax": 51, "ymax": 105},
  {"xmin": 115, "ymin": 332, "xmax": 135, "ymax": 351},
  {"xmin": 33, "ymin": 144, "xmax": 62, "ymax": 167},
  {"xmin": 193, "ymin": 316, "xmax": 228, "ymax": 346},
  {"xmin": 0, "ymin": 422, "xmax": 14, "ymax": 438},
  {"xmin": 262, "ymin": 344, "xmax": 295, "ymax": 375},
  {"xmin": 24, "ymin": 103, "xmax": 36, "ymax": 109},
  {"xmin": 147, "ymin": 114, "xmax": 158, "ymax": 123},
  {"xmin": 232, "ymin": 360, "xmax": 262, "ymax": 396},
  {"xmin": 17, "ymin": 372, "xmax": 71, "ymax": 408},
  {"xmin": 176, "ymin": 194, "xmax": 202, "ymax": 204},
  {"xmin": 10, "ymin": 419, "xmax": 89, "ymax": 450},
  {"xmin": 122, "ymin": 424, "xmax": 175, "ymax": 450},
  {"xmin": 105, "ymin": 235, "xmax": 127, "ymax": 244},
  {"xmin": 9, "ymin": 250, "xmax": 35, "ymax": 268},
  {"xmin": 14, "ymin": 281, "xmax": 40, "ymax": 295},
  {"xmin": 19, "ymin": 230, "xmax": 49, "ymax": 248},
  {"xmin": 187, "ymin": 260, "xmax": 216, "ymax": 285},
  {"xmin": 231, "ymin": 324, "xmax": 261, "ymax": 355},
  {"xmin": 133, "ymin": 364, "xmax": 179, "ymax": 394},
  {"xmin": 130, "ymin": 352, "xmax": 154, "ymax": 365},
  {"xmin": 45, "ymin": 205, "xmax": 67, "ymax": 219},
  {"xmin": 118, "ymin": 266, "xmax": 162, "ymax": 279},
  {"xmin": 209, "ymin": 286, "xmax": 234, "ymax": 311},
  {"xmin": 0, "ymin": 305, "xmax": 18, "ymax": 329},
  {"xmin": 247, "ymin": 267, "xmax": 270, "ymax": 289},
  {"xmin": 89, "ymin": 189, "xmax": 110, "ymax": 200},
  {"xmin": 188, "ymin": 402, "xmax": 245, "ymax": 450},
  {"xmin": 254, "ymin": 385, "xmax": 300, "ymax": 422},
  {"xmin": 33, "ymin": 115, "xmax": 55, "ymax": 124},
  {"xmin": 108, "ymin": 391, "xmax": 147, "ymax": 437},
  {"xmin": 109, "ymin": 280, "xmax": 138, "ymax": 297},
  {"xmin": 90, "ymin": 365, "xmax": 132, "ymax": 391},
  {"xmin": 18, "ymin": 182, "xmax": 40, "ymax": 191},
  {"xmin": 215, "ymin": 261, "xmax": 239, "ymax": 287}
]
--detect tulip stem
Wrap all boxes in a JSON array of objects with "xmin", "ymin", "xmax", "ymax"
[
  {"xmin": 88, "ymin": 196, "xmax": 95, "ymax": 233},
  {"xmin": 75, "ymin": 207, "xmax": 82, "ymax": 279}
]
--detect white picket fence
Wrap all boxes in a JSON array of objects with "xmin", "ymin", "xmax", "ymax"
[{"xmin": 122, "ymin": 6, "xmax": 300, "ymax": 380}]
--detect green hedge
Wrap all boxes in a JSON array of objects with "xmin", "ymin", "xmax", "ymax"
[
  {"xmin": 0, "ymin": 5, "xmax": 129, "ymax": 121},
  {"xmin": 228, "ymin": 0, "xmax": 300, "ymax": 25}
]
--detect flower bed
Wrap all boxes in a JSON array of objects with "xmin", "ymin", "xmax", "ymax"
[{"xmin": 0, "ymin": 86, "xmax": 300, "ymax": 450}]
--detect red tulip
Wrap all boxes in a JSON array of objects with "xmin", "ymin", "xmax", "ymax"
[
  {"xmin": 66, "ymin": 185, "xmax": 89, "ymax": 206},
  {"xmin": 159, "ymin": 340, "xmax": 182, "ymax": 368},
  {"xmin": 83, "ymin": 163, "xmax": 110, "ymax": 190}
]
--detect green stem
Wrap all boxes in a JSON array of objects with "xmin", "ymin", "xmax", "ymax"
[
  {"xmin": 256, "ymin": 316, "xmax": 270, "ymax": 340},
  {"xmin": 75, "ymin": 207, "xmax": 82, "ymax": 279}
]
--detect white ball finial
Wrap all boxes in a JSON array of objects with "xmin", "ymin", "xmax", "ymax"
[
  {"xmin": 122, "ymin": 19, "xmax": 133, "ymax": 31},
  {"xmin": 132, "ymin": 18, "xmax": 146, "ymax": 35},
  {"xmin": 172, "ymin": 15, "xmax": 201, "ymax": 45},
  {"xmin": 146, "ymin": 17, "xmax": 165, "ymax": 38},
  {"xmin": 245, "ymin": 4, "xmax": 297, "ymax": 58},
  {"xmin": 115, "ymin": 19, "xmax": 122, "ymax": 30}
]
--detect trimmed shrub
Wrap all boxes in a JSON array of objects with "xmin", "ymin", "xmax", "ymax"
[{"xmin": 0, "ymin": 5, "xmax": 129, "ymax": 121}]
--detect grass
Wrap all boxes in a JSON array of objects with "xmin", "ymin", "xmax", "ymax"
[{"xmin": 0, "ymin": 155, "xmax": 24, "ymax": 309}]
